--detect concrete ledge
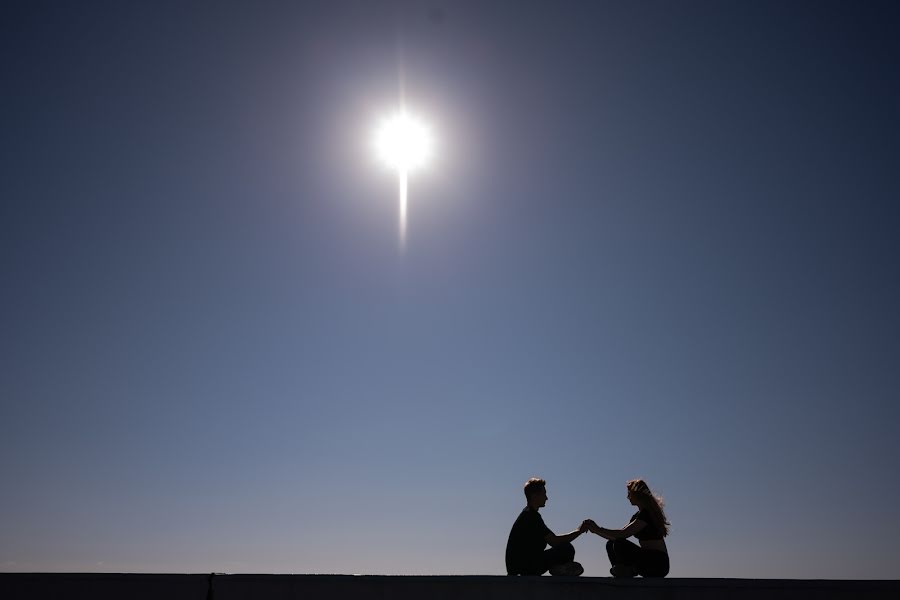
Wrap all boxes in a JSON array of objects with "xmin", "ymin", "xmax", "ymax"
[
  {"xmin": 1, "ymin": 573, "xmax": 207, "ymax": 600},
  {"xmin": 2, "ymin": 573, "xmax": 899, "ymax": 600}
]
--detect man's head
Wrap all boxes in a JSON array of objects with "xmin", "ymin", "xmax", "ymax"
[{"xmin": 523, "ymin": 477, "xmax": 547, "ymax": 509}]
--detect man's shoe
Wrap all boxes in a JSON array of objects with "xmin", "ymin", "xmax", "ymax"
[
  {"xmin": 610, "ymin": 564, "xmax": 637, "ymax": 578},
  {"xmin": 549, "ymin": 561, "xmax": 584, "ymax": 576}
]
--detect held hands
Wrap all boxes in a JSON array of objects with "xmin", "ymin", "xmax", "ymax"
[{"xmin": 579, "ymin": 519, "xmax": 598, "ymax": 534}]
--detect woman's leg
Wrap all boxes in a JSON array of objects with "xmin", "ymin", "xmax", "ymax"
[
  {"xmin": 636, "ymin": 550, "xmax": 670, "ymax": 578},
  {"xmin": 606, "ymin": 539, "xmax": 641, "ymax": 571},
  {"xmin": 605, "ymin": 540, "xmax": 617, "ymax": 567}
]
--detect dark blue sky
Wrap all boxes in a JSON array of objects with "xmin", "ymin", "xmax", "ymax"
[{"xmin": 2, "ymin": 0, "xmax": 899, "ymax": 577}]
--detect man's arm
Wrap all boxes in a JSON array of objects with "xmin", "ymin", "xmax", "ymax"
[{"xmin": 544, "ymin": 525, "xmax": 586, "ymax": 547}]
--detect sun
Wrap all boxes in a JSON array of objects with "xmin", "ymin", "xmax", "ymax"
[
  {"xmin": 373, "ymin": 111, "xmax": 434, "ymax": 172},
  {"xmin": 371, "ymin": 108, "xmax": 436, "ymax": 249}
]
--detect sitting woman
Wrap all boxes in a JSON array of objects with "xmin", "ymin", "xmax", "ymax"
[{"xmin": 585, "ymin": 479, "xmax": 670, "ymax": 578}]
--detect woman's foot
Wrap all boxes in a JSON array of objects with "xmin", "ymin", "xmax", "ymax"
[{"xmin": 610, "ymin": 564, "xmax": 637, "ymax": 578}]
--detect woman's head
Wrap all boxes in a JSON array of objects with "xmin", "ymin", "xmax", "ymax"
[
  {"xmin": 626, "ymin": 479, "xmax": 654, "ymax": 506},
  {"xmin": 626, "ymin": 478, "xmax": 670, "ymax": 536}
]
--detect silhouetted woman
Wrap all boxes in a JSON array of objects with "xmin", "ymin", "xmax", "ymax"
[{"xmin": 586, "ymin": 479, "xmax": 670, "ymax": 577}]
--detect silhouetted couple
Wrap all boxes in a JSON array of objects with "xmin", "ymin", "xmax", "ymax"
[{"xmin": 505, "ymin": 477, "xmax": 670, "ymax": 578}]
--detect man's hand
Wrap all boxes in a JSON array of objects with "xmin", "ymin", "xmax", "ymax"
[{"xmin": 580, "ymin": 519, "xmax": 597, "ymax": 533}]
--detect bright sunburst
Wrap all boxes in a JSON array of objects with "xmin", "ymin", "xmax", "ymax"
[
  {"xmin": 372, "ymin": 109, "xmax": 435, "ymax": 249},
  {"xmin": 373, "ymin": 111, "xmax": 434, "ymax": 171}
]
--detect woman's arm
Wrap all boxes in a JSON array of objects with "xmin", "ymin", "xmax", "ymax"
[{"xmin": 590, "ymin": 519, "xmax": 647, "ymax": 540}]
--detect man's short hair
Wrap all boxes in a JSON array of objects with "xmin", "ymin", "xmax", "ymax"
[{"xmin": 523, "ymin": 477, "xmax": 546, "ymax": 500}]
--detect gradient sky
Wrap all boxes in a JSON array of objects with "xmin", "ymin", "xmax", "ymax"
[{"xmin": 2, "ymin": 0, "xmax": 899, "ymax": 579}]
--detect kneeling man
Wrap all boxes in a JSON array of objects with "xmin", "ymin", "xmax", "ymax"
[{"xmin": 505, "ymin": 477, "xmax": 586, "ymax": 576}]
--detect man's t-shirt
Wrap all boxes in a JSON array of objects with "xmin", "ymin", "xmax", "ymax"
[{"xmin": 505, "ymin": 507, "xmax": 552, "ymax": 575}]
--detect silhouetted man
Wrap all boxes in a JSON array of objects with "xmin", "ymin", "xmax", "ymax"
[{"xmin": 505, "ymin": 477, "xmax": 585, "ymax": 576}]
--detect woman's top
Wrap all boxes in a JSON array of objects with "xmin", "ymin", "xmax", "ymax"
[{"xmin": 631, "ymin": 510, "xmax": 666, "ymax": 541}]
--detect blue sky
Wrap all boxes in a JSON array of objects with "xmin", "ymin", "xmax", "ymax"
[{"xmin": 2, "ymin": 0, "xmax": 899, "ymax": 578}]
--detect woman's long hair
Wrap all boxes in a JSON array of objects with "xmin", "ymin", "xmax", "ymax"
[{"xmin": 627, "ymin": 479, "xmax": 670, "ymax": 537}]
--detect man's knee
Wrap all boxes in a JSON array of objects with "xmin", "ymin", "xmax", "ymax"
[
  {"xmin": 606, "ymin": 539, "xmax": 617, "ymax": 552},
  {"xmin": 544, "ymin": 542, "xmax": 575, "ymax": 569}
]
